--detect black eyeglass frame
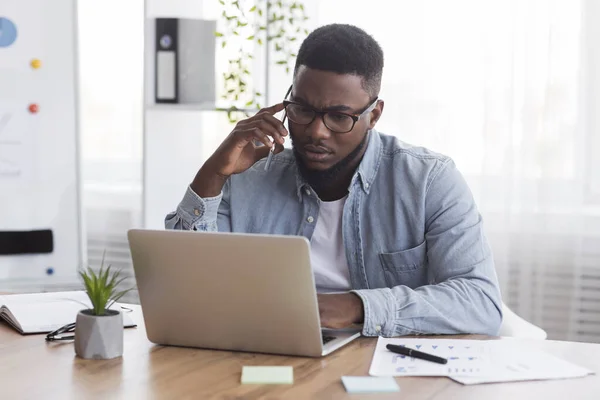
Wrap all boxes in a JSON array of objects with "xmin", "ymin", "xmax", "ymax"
[
  {"xmin": 281, "ymin": 85, "xmax": 379, "ymax": 134},
  {"xmin": 45, "ymin": 322, "xmax": 76, "ymax": 342}
]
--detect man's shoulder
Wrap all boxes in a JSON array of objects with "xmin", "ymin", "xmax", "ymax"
[
  {"xmin": 377, "ymin": 131, "xmax": 451, "ymax": 164},
  {"xmin": 374, "ymin": 131, "xmax": 455, "ymax": 187}
]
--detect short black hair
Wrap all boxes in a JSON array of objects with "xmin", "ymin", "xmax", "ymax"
[{"xmin": 294, "ymin": 24, "xmax": 384, "ymax": 98}]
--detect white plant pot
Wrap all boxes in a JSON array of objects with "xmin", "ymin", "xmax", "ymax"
[{"xmin": 74, "ymin": 309, "xmax": 123, "ymax": 360}]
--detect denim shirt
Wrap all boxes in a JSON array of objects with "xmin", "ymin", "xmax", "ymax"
[{"xmin": 165, "ymin": 130, "xmax": 503, "ymax": 337}]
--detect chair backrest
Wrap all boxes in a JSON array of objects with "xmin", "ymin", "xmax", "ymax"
[{"xmin": 499, "ymin": 302, "xmax": 547, "ymax": 339}]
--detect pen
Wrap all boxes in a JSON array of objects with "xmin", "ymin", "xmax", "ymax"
[
  {"xmin": 264, "ymin": 113, "xmax": 287, "ymax": 171},
  {"xmin": 386, "ymin": 344, "xmax": 448, "ymax": 365},
  {"xmin": 264, "ymin": 146, "xmax": 275, "ymax": 171}
]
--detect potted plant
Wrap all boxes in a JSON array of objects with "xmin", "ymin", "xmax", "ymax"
[{"xmin": 74, "ymin": 260, "xmax": 133, "ymax": 360}]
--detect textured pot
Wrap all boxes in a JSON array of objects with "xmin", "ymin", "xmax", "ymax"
[{"xmin": 74, "ymin": 309, "xmax": 123, "ymax": 360}]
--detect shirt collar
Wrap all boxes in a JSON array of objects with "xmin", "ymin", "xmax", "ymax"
[{"xmin": 294, "ymin": 129, "xmax": 382, "ymax": 200}]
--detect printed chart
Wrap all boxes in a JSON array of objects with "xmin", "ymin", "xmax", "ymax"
[{"xmin": 369, "ymin": 338, "xmax": 491, "ymax": 377}]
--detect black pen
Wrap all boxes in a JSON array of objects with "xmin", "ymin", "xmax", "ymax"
[{"xmin": 386, "ymin": 344, "xmax": 448, "ymax": 365}]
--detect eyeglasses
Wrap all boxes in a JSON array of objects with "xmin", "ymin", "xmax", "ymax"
[
  {"xmin": 44, "ymin": 306, "xmax": 133, "ymax": 342},
  {"xmin": 45, "ymin": 322, "xmax": 76, "ymax": 342},
  {"xmin": 282, "ymin": 87, "xmax": 378, "ymax": 134}
]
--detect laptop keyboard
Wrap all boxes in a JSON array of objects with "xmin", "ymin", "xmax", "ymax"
[{"xmin": 322, "ymin": 335, "xmax": 336, "ymax": 344}]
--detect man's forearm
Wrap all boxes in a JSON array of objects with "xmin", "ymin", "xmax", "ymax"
[
  {"xmin": 353, "ymin": 275, "xmax": 502, "ymax": 337},
  {"xmin": 191, "ymin": 163, "xmax": 229, "ymax": 198}
]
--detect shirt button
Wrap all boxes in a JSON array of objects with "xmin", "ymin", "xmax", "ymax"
[
  {"xmin": 307, "ymin": 216, "xmax": 314, "ymax": 223},
  {"xmin": 375, "ymin": 325, "xmax": 382, "ymax": 333},
  {"xmin": 365, "ymin": 183, "xmax": 370, "ymax": 189},
  {"xmin": 193, "ymin": 209, "xmax": 200, "ymax": 216},
  {"xmin": 305, "ymin": 189, "xmax": 311, "ymax": 195}
]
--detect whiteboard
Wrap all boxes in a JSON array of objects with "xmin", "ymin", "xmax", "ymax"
[{"xmin": 0, "ymin": 0, "xmax": 81, "ymax": 286}]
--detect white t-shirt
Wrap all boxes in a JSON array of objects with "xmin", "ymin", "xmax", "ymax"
[{"xmin": 310, "ymin": 196, "xmax": 352, "ymax": 293}]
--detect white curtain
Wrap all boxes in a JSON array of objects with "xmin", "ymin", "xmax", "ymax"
[{"xmin": 282, "ymin": 0, "xmax": 600, "ymax": 342}]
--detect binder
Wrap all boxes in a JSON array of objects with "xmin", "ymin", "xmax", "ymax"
[{"xmin": 155, "ymin": 18, "xmax": 178, "ymax": 103}]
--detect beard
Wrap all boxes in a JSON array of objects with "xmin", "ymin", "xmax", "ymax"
[{"xmin": 291, "ymin": 130, "xmax": 370, "ymax": 194}]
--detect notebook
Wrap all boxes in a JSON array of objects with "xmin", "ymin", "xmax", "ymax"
[{"xmin": 0, "ymin": 291, "xmax": 136, "ymax": 334}]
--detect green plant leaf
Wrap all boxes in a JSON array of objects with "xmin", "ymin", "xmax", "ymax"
[
  {"xmin": 257, "ymin": 38, "xmax": 263, "ymax": 45},
  {"xmin": 222, "ymin": 41, "xmax": 227, "ymax": 48},
  {"xmin": 276, "ymin": 60, "xmax": 287, "ymax": 65},
  {"xmin": 245, "ymin": 100, "xmax": 254, "ymax": 106},
  {"xmin": 233, "ymin": 30, "xmax": 239, "ymax": 36},
  {"xmin": 247, "ymin": 35, "xmax": 254, "ymax": 40},
  {"xmin": 258, "ymin": 8, "xmax": 263, "ymax": 16},
  {"xmin": 214, "ymin": 31, "xmax": 224, "ymax": 37},
  {"xmin": 249, "ymin": 5, "xmax": 256, "ymax": 12},
  {"xmin": 255, "ymin": 92, "xmax": 262, "ymax": 97},
  {"xmin": 219, "ymin": 0, "xmax": 225, "ymax": 4}
]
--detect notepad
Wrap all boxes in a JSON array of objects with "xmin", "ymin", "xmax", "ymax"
[
  {"xmin": 0, "ymin": 291, "xmax": 136, "ymax": 334},
  {"xmin": 341, "ymin": 376, "xmax": 400, "ymax": 393},
  {"xmin": 241, "ymin": 366, "xmax": 294, "ymax": 384}
]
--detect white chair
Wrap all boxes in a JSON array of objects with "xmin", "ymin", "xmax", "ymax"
[{"xmin": 498, "ymin": 302, "xmax": 547, "ymax": 339}]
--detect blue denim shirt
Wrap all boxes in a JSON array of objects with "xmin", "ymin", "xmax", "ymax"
[{"xmin": 165, "ymin": 130, "xmax": 503, "ymax": 337}]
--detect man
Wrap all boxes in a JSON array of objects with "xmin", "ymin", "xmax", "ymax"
[{"xmin": 166, "ymin": 24, "xmax": 502, "ymax": 337}]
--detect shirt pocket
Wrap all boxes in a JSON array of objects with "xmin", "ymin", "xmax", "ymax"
[{"xmin": 378, "ymin": 241, "xmax": 428, "ymax": 288}]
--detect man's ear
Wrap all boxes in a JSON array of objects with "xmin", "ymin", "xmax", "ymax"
[{"xmin": 368, "ymin": 100, "xmax": 384, "ymax": 129}]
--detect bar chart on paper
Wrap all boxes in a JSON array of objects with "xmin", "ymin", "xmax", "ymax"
[{"xmin": 369, "ymin": 338, "xmax": 491, "ymax": 377}]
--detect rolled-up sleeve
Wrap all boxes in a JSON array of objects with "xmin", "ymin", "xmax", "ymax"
[{"xmin": 165, "ymin": 185, "xmax": 224, "ymax": 231}]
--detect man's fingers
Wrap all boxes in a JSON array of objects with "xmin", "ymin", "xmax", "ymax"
[
  {"xmin": 253, "ymin": 144, "xmax": 271, "ymax": 163},
  {"xmin": 250, "ymin": 128, "xmax": 273, "ymax": 149},
  {"xmin": 257, "ymin": 119, "xmax": 285, "ymax": 145},
  {"xmin": 261, "ymin": 113, "xmax": 289, "ymax": 138},
  {"xmin": 258, "ymin": 102, "xmax": 285, "ymax": 115}
]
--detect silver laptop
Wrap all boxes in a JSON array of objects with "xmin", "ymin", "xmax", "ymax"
[{"xmin": 127, "ymin": 229, "xmax": 361, "ymax": 357}]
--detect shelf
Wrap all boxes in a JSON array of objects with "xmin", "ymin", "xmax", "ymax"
[{"xmin": 145, "ymin": 104, "xmax": 257, "ymax": 113}]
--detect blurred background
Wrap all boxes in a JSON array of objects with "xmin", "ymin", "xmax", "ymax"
[{"xmin": 1, "ymin": 0, "xmax": 600, "ymax": 343}]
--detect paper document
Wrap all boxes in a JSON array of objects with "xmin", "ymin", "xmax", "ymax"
[
  {"xmin": 450, "ymin": 340, "xmax": 594, "ymax": 385},
  {"xmin": 0, "ymin": 291, "xmax": 136, "ymax": 334},
  {"xmin": 369, "ymin": 338, "xmax": 491, "ymax": 377},
  {"xmin": 369, "ymin": 337, "xmax": 594, "ymax": 385}
]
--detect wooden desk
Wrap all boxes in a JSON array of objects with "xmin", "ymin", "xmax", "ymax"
[{"xmin": 1, "ymin": 304, "xmax": 599, "ymax": 399}]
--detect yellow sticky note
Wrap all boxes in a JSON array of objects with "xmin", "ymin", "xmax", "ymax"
[{"xmin": 241, "ymin": 366, "xmax": 294, "ymax": 384}]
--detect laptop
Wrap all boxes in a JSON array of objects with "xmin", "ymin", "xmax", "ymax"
[{"xmin": 127, "ymin": 229, "xmax": 361, "ymax": 357}]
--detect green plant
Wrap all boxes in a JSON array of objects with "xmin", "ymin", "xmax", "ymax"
[
  {"xmin": 78, "ymin": 255, "xmax": 134, "ymax": 316},
  {"xmin": 215, "ymin": 0, "xmax": 309, "ymax": 122}
]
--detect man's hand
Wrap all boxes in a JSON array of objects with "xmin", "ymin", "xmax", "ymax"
[
  {"xmin": 191, "ymin": 103, "xmax": 288, "ymax": 197},
  {"xmin": 318, "ymin": 293, "xmax": 365, "ymax": 329}
]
